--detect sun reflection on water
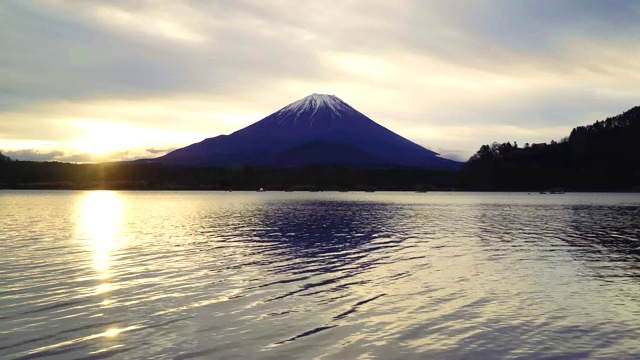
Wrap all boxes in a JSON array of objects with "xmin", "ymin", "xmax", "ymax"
[
  {"xmin": 103, "ymin": 327, "xmax": 123, "ymax": 338},
  {"xmin": 79, "ymin": 191, "xmax": 124, "ymax": 275},
  {"xmin": 77, "ymin": 191, "xmax": 125, "ymax": 299}
]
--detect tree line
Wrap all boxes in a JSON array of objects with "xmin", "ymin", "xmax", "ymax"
[
  {"xmin": 0, "ymin": 160, "xmax": 458, "ymax": 191},
  {"xmin": 460, "ymin": 106, "xmax": 640, "ymax": 191}
]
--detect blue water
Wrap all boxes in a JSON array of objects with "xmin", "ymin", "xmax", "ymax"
[{"xmin": 1, "ymin": 191, "xmax": 639, "ymax": 359}]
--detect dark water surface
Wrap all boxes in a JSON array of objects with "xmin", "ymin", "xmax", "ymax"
[{"xmin": 1, "ymin": 191, "xmax": 639, "ymax": 359}]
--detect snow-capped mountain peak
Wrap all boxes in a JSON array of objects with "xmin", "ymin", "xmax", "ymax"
[
  {"xmin": 276, "ymin": 93, "xmax": 355, "ymax": 124},
  {"xmin": 154, "ymin": 93, "xmax": 463, "ymax": 170}
]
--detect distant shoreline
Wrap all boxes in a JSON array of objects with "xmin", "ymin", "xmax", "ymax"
[
  {"xmin": 2, "ymin": 160, "xmax": 639, "ymax": 193},
  {"xmin": 2, "ymin": 185, "xmax": 638, "ymax": 193}
]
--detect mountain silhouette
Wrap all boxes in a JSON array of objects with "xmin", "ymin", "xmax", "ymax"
[{"xmin": 153, "ymin": 93, "xmax": 461, "ymax": 169}]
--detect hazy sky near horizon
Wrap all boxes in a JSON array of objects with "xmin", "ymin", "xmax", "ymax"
[{"xmin": 2, "ymin": 0, "xmax": 639, "ymax": 162}]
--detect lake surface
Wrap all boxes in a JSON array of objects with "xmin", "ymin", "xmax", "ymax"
[{"xmin": 1, "ymin": 191, "xmax": 639, "ymax": 359}]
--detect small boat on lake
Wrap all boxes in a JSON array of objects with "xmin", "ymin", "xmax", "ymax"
[{"xmin": 544, "ymin": 188, "xmax": 565, "ymax": 194}]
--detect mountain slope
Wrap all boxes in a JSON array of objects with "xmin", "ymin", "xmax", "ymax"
[{"xmin": 154, "ymin": 94, "xmax": 461, "ymax": 169}]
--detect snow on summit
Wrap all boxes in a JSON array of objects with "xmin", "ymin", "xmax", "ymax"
[{"xmin": 276, "ymin": 93, "xmax": 355, "ymax": 124}]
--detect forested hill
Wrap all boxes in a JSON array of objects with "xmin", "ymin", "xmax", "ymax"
[
  {"xmin": 460, "ymin": 106, "xmax": 640, "ymax": 191},
  {"xmin": 0, "ymin": 152, "xmax": 10, "ymax": 162}
]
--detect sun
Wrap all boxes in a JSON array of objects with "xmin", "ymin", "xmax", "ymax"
[
  {"xmin": 73, "ymin": 137, "xmax": 121, "ymax": 155},
  {"xmin": 71, "ymin": 121, "xmax": 139, "ymax": 155}
]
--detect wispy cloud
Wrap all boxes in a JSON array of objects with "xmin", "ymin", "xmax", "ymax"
[
  {"xmin": 1, "ymin": 0, "xmax": 639, "ymax": 160},
  {"xmin": 3, "ymin": 149, "xmax": 65, "ymax": 162},
  {"xmin": 146, "ymin": 147, "xmax": 175, "ymax": 155}
]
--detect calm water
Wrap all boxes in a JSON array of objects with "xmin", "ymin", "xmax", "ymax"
[{"xmin": 1, "ymin": 191, "xmax": 639, "ymax": 359}]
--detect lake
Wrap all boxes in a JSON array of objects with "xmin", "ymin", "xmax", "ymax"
[{"xmin": 1, "ymin": 191, "xmax": 639, "ymax": 359}]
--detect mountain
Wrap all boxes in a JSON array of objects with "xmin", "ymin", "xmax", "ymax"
[{"xmin": 152, "ymin": 94, "xmax": 462, "ymax": 170}]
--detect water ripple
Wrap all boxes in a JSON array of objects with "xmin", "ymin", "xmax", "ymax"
[{"xmin": 1, "ymin": 191, "xmax": 640, "ymax": 359}]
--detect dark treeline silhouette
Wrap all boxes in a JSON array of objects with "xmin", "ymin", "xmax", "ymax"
[
  {"xmin": 0, "ymin": 161, "xmax": 457, "ymax": 191},
  {"xmin": 460, "ymin": 106, "xmax": 640, "ymax": 191}
]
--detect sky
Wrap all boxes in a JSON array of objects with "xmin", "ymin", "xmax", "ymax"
[{"xmin": 1, "ymin": 0, "xmax": 639, "ymax": 163}]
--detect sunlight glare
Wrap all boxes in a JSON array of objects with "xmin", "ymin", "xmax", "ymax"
[
  {"xmin": 103, "ymin": 327, "xmax": 122, "ymax": 338},
  {"xmin": 72, "ymin": 121, "xmax": 141, "ymax": 155},
  {"xmin": 78, "ymin": 191, "xmax": 124, "ymax": 276}
]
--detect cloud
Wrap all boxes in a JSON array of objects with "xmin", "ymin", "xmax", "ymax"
[
  {"xmin": 0, "ymin": 147, "xmax": 172, "ymax": 163},
  {"xmin": 54, "ymin": 153, "xmax": 95, "ymax": 163},
  {"xmin": 1, "ymin": 1, "xmax": 639, "ymax": 162},
  {"xmin": 146, "ymin": 147, "xmax": 175, "ymax": 155},
  {"xmin": 5, "ymin": 0, "xmax": 635, "ymax": 108},
  {"xmin": 432, "ymin": 148, "xmax": 470, "ymax": 163},
  {"xmin": 3, "ymin": 149, "xmax": 64, "ymax": 161}
]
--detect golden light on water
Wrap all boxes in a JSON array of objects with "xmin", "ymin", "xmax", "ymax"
[
  {"xmin": 79, "ymin": 191, "xmax": 124, "ymax": 276},
  {"xmin": 103, "ymin": 327, "xmax": 123, "ymax": 338},
  {"xmin": 77, "ymin": 190, "xmax": 125, "ymax": 305},
  {"xmin": 19, "ymin": 326, "xmax": 141, "ymax": 358}
]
